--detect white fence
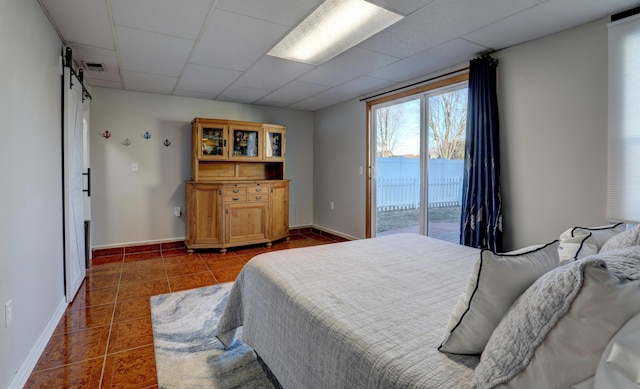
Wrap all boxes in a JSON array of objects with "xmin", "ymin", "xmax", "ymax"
[{"xmin": 376, "ymin": 176, "xmax": 463, "ymax": 211}]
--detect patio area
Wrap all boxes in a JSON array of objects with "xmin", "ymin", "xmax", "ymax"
[{"xmin": 376, "ymin": 207, "xmax": 461, "ymax": 244}]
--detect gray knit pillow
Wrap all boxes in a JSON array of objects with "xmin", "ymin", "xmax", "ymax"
[{"xmin": 601, "ymin": 224, "xmax": 640, "ymax": 253}]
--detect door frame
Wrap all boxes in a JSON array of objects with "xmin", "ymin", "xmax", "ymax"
[{"xmin": 365, "ymin": 73, "xmax": 468, "ymax": 238}]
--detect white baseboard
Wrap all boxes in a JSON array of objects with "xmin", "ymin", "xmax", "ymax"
[
  {"xmin": 308, "ymin": 225, "xmax": 359, "ymax": 241},
  {"xmin": 8, "ymin": 297, "xmax": 67, "ymax": 389},
  {"xmin": 91, "ymin": 236, "xmax": 187, "ymax": 250}
]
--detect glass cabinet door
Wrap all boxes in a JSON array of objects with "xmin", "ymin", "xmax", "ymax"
[
  {"xmin": 264, "ymin": 125, "xmax": 286, "ymax": 161},
  {"xmin": 230, "ymin": 124, "xmax": 262, "ymax": 160},
  {"xmin": 199, "ymin": 125, "xmax": 228, "ymax": 160}
]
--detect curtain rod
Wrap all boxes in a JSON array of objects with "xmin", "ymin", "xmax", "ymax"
[{"xmin": 359, "ymin": 66, "xmax": 469, "ymax": 102}]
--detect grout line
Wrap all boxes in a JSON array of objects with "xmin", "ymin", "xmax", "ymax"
[
  {"xmin": 161, "ymin": 250, "xmax": 171, "ymax": 293},
  {"xmin": 98, "ymin": 260, "xmax": 123, "ymax": 388}
]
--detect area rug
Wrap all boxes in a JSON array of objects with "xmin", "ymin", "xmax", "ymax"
[{"xmin": 150, "ymin": 283, "xmax": 275, "ymax": 389}]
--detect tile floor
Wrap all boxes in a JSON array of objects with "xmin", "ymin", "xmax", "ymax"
[{"xmin": 24, "ymin": 231, "xmax": 337, "ymax": 388}]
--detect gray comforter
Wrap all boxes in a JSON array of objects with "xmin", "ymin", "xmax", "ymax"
[{"xmin": 216, "ymin": 233, "xmax": 481, "ymax": 388}]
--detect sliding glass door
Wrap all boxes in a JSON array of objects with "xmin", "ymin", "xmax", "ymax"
[
  {"xmin": 372, "ymin": 97, "xmax": 422, "ymax": 235},
  {"xmin": 370, "ymin": 82, "xmax": 467, "ymax": 243}
]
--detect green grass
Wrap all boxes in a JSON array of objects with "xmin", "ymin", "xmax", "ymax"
[{"xmin": 376, "ymin": 206, "xmax": 461, "ymax": 232}]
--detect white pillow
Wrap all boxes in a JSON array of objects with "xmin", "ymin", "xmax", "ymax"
[
  {"xmin": 438, "ymin": 240, "xmax": 559, "ymax": 355},
  {"xmin": 594, "ymin": 311, "xmax": 640, "ymax": 389},
  {"xmin": 471, "ymin": 247, "xmax": 640, "ymax": 389},
  {"xmin": 558, "ymin": 231, "xmax": 598, "ymax": 263},
  {"xmin": 558, "ymin": 223, "xmax": 625, "ymax": 262},
  {"xmin": 601, "ymin": 224, "xmax": 640, "ymax": 253}
]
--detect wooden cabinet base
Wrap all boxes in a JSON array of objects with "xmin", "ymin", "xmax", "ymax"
[
  {"xmin": 185, "ymin": 236, "xmax": 289, "ymax": 254},
  {"xmin": 185, "ymin": 180, "xmax": 289, "ymax": 254}
]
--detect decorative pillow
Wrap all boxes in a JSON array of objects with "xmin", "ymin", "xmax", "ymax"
[
  {"xmin": 601, "ymin": 224, "xmax": 640, "ymax": 253},
  {"xmin": 558, "ymin": 231, "xmax": 598, "ymax": 263},
  {"xmin": 471, "ymin": 247, "xmax": 640, "ymax": 389},
  {"xmin": 438, "ymin": 240, "xmax": 559, "ymax": 355},
  {"xmin": 557, "ymin": 223, "xmax": 625, "ymax": 263}
]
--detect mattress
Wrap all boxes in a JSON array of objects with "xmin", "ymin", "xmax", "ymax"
[{"xmin": 217, "ymin": 233, "xmax": 481, "ymax": 388}]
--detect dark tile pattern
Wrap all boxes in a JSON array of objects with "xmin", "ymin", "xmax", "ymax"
[{"xmin": 26, "ymin": 231, "xmax": 338, "ymax": 388}]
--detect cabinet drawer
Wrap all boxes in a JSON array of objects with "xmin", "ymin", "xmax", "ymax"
[
  {"xmin": 225, "ymin": 187, "xmax": 247, "ymax": 195},
  {"xmin": 225, "ymin": 195, "xmax": 247, "ymax": 202},
  {"xmin": 247, "ymin": 194, "xmax": 269, "ymax": 202},
  {"xmin": 248, "ymin": 186, "xmax": 267, "ymax": 195}
]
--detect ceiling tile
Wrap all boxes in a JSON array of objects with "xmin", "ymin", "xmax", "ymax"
[
  {"xmin": 122, "ymin": 71, "xmax": 177, "ymax": 94},
  {"xmin": 87, "ymin": 79, "xmax": 123, "ymax": 89},
  {"xmin": 366, "ymin": 0, "xmax": 437, "ymax": 16},
  {"xmin": 233, "ymin": 56, "xmax": 315, "ymax": 91},
  {"xmin": 298, "ymin": 47, "xmax": 398, "ymax": 87},
  {"xmin": 190, "ymin": 9, "xmax": 290, "ymax": 71},
  {"xmin": 173, "ymin": 90, "xmax": 217, "ymax": 100},
  {"xmin": 215, "ymin": 0, "xmax": 321, "ymax": 27},
  {"xmin": 370, "ymin": 39, "xmax": 487, "ymax": 82},
  {"xmin": 111, "ymin": 0, "xmax": 214, "ymax": 40},
  {"xmin": 216, "ymin": 86, "xmax": 272, "ymax": 104},
  {"xmin": 464, "ymin": 0, "xmax": 640, "ymax": 49},
  {"xmin": 258, "ymin": 99, "xmax": 292, "ymax": 108},
  {"xmin": 175, "ymin": 64, "xmax": 242, "ymax": 96},
  {"xmin": 288, "ymin": 97, "xmax": 339, "ymax": 111},
  {"xmin": 40, "ymin": 0, "xmax": 115, "ymax": 49},
  {"xmin": 358, "ymin": 0, "xmax": 538, "ymax": 58},
  {"xmin": 116, "ymin": 25, "xmax": 194, "ymax": 77},
  {"xmin": 315, "ymin": 76, "xmax": 394, "ymax": 101},
  {"xmin": 259, "ymin": 81, "xmax": 330, "ymax": 104}
]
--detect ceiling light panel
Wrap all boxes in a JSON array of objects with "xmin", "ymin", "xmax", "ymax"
[{"xmin": 267, "ymin": 0, "xmax": 403, "ymax": 65}]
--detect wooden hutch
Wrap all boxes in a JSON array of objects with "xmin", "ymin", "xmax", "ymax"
[{"xmin": 185, "ymin": 118, "xmax": 289, "ymax": 253}]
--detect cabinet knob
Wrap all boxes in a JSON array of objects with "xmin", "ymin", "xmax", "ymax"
[
  {"xmin": 232, "ymin": 197, "xmax": 239, "ymax": 201},
  {"xmin": 233, "ymin": 189, "xmax": 240, "ymax": 193},
  {"xmin": 255, "ymin": 196, "xmax": 262, "ymax": 200},
  {"xmin": 255, "ymin": 188, "xmax": 262, "ymax": 192}
]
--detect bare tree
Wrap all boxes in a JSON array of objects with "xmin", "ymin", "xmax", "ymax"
[
  {"xmin": 376, "ymin": 106, "xmax": 401, "ymax": 157},
  {"xmin": 428, "ymin": 90, "xmax": 467, "ymax": 160}
]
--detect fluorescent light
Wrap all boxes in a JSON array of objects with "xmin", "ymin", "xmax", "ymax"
[{"xmin": 267, "ymin": 0, "xmax": 403, "ymax": 66}]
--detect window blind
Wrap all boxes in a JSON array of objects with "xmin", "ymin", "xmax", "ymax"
[{"xmin": 607, "ymin": 14, "xmax": 640, "ymax": 223}]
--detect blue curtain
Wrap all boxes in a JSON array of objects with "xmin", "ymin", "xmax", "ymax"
[{"xmin": 460, "ymin": 55, "xmax": 503, "ymax": 251}]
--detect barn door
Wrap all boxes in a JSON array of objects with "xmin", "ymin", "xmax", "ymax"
[{"xmin": 63, "ymin": 66, "xmax": 86, "ymax": 303}]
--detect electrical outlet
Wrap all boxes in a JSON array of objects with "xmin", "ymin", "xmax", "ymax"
[
  {"xmin": 5, "ymin": 300, "xmax": 13, "ymax": 328},
  {"xmin": 330, "ymin": 202, "xmax": 334, "ymax": 210},
  {"xmin": 174, "ymin": 207, "xmax": 181, "ymax": 217}
]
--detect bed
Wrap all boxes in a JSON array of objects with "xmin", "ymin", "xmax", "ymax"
[{"xmin": 216, "ymin": 229, "xmax": 640, "ymax": 389}]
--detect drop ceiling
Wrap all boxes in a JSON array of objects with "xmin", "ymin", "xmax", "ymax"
[{"xmin": 39, "ymin": 0, "xmax": 638, "ymax": 111}]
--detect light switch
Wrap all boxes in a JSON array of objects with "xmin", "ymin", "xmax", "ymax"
[{"xmin": 131, "ymin": 162, "xmax": 138, "ymax": 172}]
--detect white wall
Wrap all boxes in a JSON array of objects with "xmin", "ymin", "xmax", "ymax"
[
  {"xmin": 90, "ymin": 88, "xmax": 314, "ymax": 247},
  {"xmin": 314, "ymin": 17, "xmax": 611, "ymax": 249},
  {"xmin": 313, "ymin": 99, "xmax": 368, "ymax": 239},
  {"xmin": 0, "ymin": 0, "xmax": 65, "ymax": 387},
  {"xmin": 496, "ymin": 17, "xmax": 609, "ymax": 249}
]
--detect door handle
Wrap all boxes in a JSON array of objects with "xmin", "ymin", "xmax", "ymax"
[{"xmin": 83, "ymin": 168, "xmax": 91, "ymax": 197}]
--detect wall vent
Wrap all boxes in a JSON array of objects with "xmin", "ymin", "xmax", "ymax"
[{"xmin": 82, "ymin": 61, "xmax": 105, "ymax": 72}]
